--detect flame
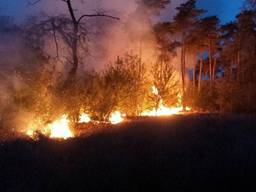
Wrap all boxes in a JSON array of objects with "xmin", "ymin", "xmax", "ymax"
[
  {"xmin": 49, "ymin": 115, "xmax": 74, "ymax": 139},
  {"xmin": 26, "ymin": 115, "xmax": 74, "ymax": 140},
  {"xmin": 79, "ymin": 113, "xmax": 91, "ymax": 123},
  {"xmin": 26, "ymin": 129, "xmax": 35, "ymax": 138},
  {"xmin": 152, "ymin": 85, "xmax": 159, "ymax": 95},
  {"xmin": 24, "ymin": 85, "xmax": 191, "ymax": 139},
  {"xmin": 109, "ymin": 111, "xmax": 124, "ymax": 124},
  {"xmin": 141, "ymin": 86, "xmax": 191, "ymax": 117},
  {"xmin": 141, "ymin": 101, "xmax": 184, "ymax": 116}
]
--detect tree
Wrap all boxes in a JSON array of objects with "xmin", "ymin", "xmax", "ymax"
[
  {"xmin": 172, "ymin": 0, "xmax": 205, "ymax": 106},
  {"xmin": 236, "ymin": 10, "xmax": 256, "ymax": 83},
  {"xmin": 244, "ymin": 0, "xmax": 256, "ymax": 10},
  {"xmin": 198, "ymin": 16, "xmax": 220, "ymax": 84},
  {"xmin": 217, "ymin": 10, "xmax": 256, "ymax": 112},
  {"xmin": 104, "ymin": 53, "xmax": 147, "ymax": 116},
  {"xmin": 220, "ymin": 22, "xmax": 239, "ymax": 81},
  {"xmin": 81, "ymin": 53, "xmax": 147, "ymax": 119},
  {"xmin": 151, "ymin": 56, "xmax": 179, "ymax": 110},
  {"xmin": 221, "ymin": 10, "xmax": 256, "ymax": 82},
  {"xmin": 29, "ymin": 0, "xmax": 119, "ymax": 84}
]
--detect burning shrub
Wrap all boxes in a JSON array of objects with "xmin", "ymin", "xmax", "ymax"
[
  {"xmin": 149, "ymin": 56, "xmax": 179, "ymax": 110},
  {"xmin": 104, "ymin": 53, "xmax": 147, "ymax": 116},
  {"xmin": 80, "ymin": 53, "xmax": 147, "ymax": 120}
]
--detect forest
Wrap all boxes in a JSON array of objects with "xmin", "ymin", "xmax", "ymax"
[
  {"xmin": 1, "ymin": 1, "xmax": 256, "ymax": 191},
  {"xmin": 0, "ymin": 0, "xmax": 255, "ymax": 138}
]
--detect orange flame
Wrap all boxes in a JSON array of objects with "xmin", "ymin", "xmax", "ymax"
[
  {"xmin": 141, "ymin": 86, "xmax": 191, "ymax": 117},
  {"xmin": 109, "ymin": 111, "xmax": 125, "ymax": 124}
]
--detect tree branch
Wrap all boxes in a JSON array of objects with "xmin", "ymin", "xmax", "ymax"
[
  {"xmin": 65, "ymin": 0, "xmax": 77, "ymax": 25},
  {"xmin": 77, "ymin": 14, "xmax": 119, "ymax": 24}
]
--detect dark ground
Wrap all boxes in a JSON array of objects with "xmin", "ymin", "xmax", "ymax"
[{"xmin": 1, "ymin": 114, "xmax": 256, "ymax": 192}]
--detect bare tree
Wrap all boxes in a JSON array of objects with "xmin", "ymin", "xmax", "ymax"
[{"xmin": 29, "ymin": 0, "xmax": 119, "ymax": 84}]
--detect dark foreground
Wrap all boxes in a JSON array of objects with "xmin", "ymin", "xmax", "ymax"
[{"xmin": 1, "ymin": 114, "xmax": 256, "ymax": 192}]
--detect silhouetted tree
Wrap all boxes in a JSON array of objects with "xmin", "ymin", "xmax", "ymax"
[
  {"xmin": 29, "ymin": 0, "xmax": 119, "ymax": 84},
  {"xmin": 172, "ymin": 0, "xmax": 204, "ymax": 106}
]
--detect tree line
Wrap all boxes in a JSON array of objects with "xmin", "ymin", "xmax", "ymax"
[
  {"xmin": 155, "ymin": 0, "xmax": 256, "ymax": 112},
  {"xmin": 0, "ymin": 0, "xmax": 256, "ymax": 132}
]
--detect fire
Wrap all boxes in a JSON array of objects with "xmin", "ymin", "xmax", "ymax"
[
  {"xmin": 49, "ymin": 115, "xmax": 74, "ymax": 139},
  {"xmin": 24, "ymin": 86, "xmax": 191, "ymax": 139},
  {"xmin": 26, "ymin": 115, "xmax": 74, "ymax": 140},
  {"xmin": 26, "ymin": 129, "xmax": 35, "ymax": 138},
  {"xmin": 109, "ymin": 111, "xmax": 124, "ymax": 124},
  {"xmin": 141, "ymin": 86, "xmax": 191, "ymax": 117},
  {"xmin": 141, "ymin": 100, "xmax": 184, "ymax": 116},
  {"xmin": 79, "ymin": 113, "xmax": 91, "ymax": 123},
  {"xmin": 152, "ymin": 85, "xmax": 159, "ymax": 95}
]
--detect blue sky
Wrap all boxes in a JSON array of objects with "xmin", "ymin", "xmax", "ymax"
[
  {"xmin": 0, "ymin": 0, "xmax": 244, "ymax": 24},
  {"xmin": 197, "ymin": 0, "xmax": 244, "ymax": 23}
]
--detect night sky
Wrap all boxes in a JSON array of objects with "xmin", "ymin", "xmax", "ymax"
[
  {"xmin": 1, "ymin": 0, "xmax": 244, "ymax": 24},
  {"xmin": 197, "ymin": 0, "xmax": 243, "ymax": 23}
]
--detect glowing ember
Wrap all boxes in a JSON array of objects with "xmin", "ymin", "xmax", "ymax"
[
  {"xmin": 79, "ymin": 113, "xmax": 91, "ymax": 123},
  {"xmin": 49, "ymin": 115, "xmax": 74, "ymax": 139},
  {"xmin": 109, "ymin": 111, "xmax": 124, "ymax": 124}
]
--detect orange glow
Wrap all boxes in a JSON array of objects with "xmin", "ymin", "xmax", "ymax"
[
  {"xmin": 79, "ymin": 113, "xmax": 91, "ymax": 123},
  {"xmin": 109, "ymin": 111, "xmax": 124, "ymax": 124},
  {"xmin": 26, "ymin": 115, "xmax": 74, "ymax": 140},
  {"xmin": 49, "ymin": 115, "xmax": 74, "ymax": 139},
  {"xmin": 141, "ymin": 86, "xmax": 191, "ymax": 117}
]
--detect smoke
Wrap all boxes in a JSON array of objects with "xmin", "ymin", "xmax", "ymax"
[
  {"xmin": 86, "ymin": 1, "xmax": 159, "ymax": 70},
  {"xmin": 5, "ymin": 0, "xmax": 180, "ymax": 71},
  {"xmin": 0, "ymin": 0, "xmax": 185, "ymax": 138}
]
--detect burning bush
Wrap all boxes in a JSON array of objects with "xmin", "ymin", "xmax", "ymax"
[
  {"xmin": 78, "ymin": 53, "xmax": 148, "ymax": 120},
  {"xmin": 147, "ymin": 56, "xmax": 180, "ymax": 111},
  {"xmin": 0, "ymin": 48, "xmax": 184, "ymax": 140}
]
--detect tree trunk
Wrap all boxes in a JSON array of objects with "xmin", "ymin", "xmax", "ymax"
[
  {"xmin": 230, "ymin": 63, "xmax": 233, "ymax": 81},
  {"xmin": 198, "ymin": 55, "xmax": 203, "ymax": 93},
  {"xmin": 193, "ymin": 55, "xmax": 197, "ymax": 97},
  {"xmin": 212, "ymin": 57, "xmax": 217, "ymax": 82},
  {"xmin": 66, "ymin": 0, "xmax": 79, "ymax": 83},
  {"xmin": 208, "ymin": 40, "xmax": 213, "ymax": 85},
  {"xmin": 69, "ymin": 26, "xmax": 79, "ymax": 80},
  {"xmin": 181, "ymin": 42, "xmax": 186, "ymax": 109},
  {"xmin": 237, "ymin": 50, "xmax": 240, "ymax": 82},
  {"xmin": 193, "ymin": 61, "xmax": 196, "ymax": 87}
]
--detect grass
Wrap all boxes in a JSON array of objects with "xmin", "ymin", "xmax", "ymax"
[{"xmin": 0, "ymin": 113, "xmax": 256, "ymax": 191}]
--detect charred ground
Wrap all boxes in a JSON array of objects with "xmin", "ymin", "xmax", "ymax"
[{"xmin": 1, "ymin": 114, "xmax": 256, "ymax": 191}]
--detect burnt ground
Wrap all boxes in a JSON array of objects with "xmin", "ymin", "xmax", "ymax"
[{"xmin": 1, "ymin": 114, "xmax": 256, "ymax": 191}]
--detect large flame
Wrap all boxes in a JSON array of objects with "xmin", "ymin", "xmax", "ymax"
[
  {"xmin": 24, "ymin": 86, "xmax": 191, "ymax": 139},
  {"xmin": 141, "ymin": 86, "xmax": 191, "ymax": 117},
  {"xmin": 26, "ymin": 115, "xmax": 74, "ymax": 140},
  {"xmin": 109, "ymin": 111, "xmax": 124, "ymax": 124},
  {"xmin": 49, "ymin": 115, "xmax": 74, "ymax": 139},
  {"xmin": 79, "ymin": 113, "xmax": 91, "ymax": 123}
]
